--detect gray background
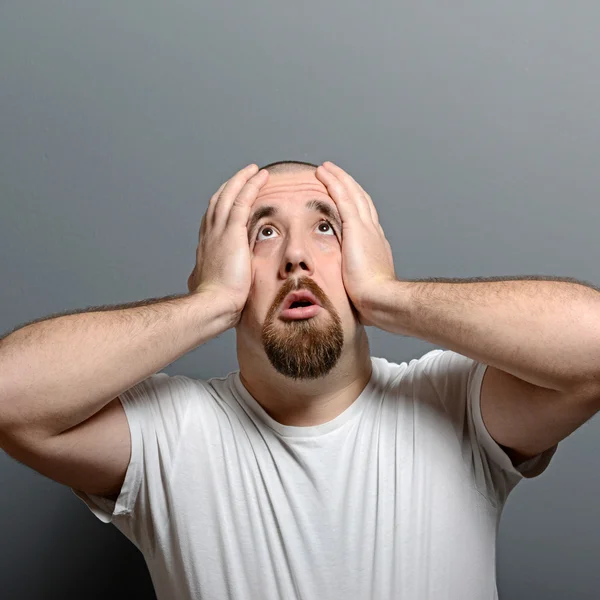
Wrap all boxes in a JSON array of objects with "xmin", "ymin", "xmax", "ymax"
[{"xmin": 1, "ymin": 1, "xmax": 599, "ymax": 598}]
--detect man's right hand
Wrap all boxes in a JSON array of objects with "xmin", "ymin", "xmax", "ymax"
[{"xmin": 187, "ymin": 164, "xmax": 269, "ymax": 326}]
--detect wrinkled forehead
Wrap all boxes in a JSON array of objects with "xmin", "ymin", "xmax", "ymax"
[
  {"xmin": 254, "ymin": 170, "xmax": 330, "ymax": 204},
  {"xmin": 249, "ymin": 172, "xmax": 341, "ymax": 232}
]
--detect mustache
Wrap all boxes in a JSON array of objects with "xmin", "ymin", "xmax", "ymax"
[{"xmin": 270, "ymin": 276, "xmax": 332, "ymax": 314}]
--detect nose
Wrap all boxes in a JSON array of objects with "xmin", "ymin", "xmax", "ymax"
[{"xmin": 278, "ymin": 236, "xmax": 315, "ymax": 279}]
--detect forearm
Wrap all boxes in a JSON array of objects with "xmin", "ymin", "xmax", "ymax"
[
  {"xmin": 371, "ymin": 276, "xmax": 600, "ymax": 393},
  {"xmin": 0, "ymin": 289, "xmax": 234, "ymax": 437}
]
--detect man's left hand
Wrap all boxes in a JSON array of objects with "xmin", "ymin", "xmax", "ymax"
[{"xmin": 315, "ymin": 161, "xmax": 397, "ymax": 327}]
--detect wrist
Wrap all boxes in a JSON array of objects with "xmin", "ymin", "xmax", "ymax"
[
  {"xmin": 363, "ymin": 279, "xmax": 415, "ymax": 335},
  {"xmin": 188, "ymin": 285, "xmax": 242, "ymax": 332}
]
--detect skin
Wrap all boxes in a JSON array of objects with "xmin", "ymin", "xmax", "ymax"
[
  {"xmin": 191, "ymin": 161, "xmax": 600, "ymax": 471},
  {"xmin": 235, "ymin": 169, "xmax": 374, "ymax": 427}
]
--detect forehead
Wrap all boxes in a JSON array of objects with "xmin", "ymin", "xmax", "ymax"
[
  {"xmin": 256, "ymin": 170, "xmax": 327, "ymax": 199},
  {"xmin": 252, "ymin": 171, "xmax": 336, "ymax": 212}
]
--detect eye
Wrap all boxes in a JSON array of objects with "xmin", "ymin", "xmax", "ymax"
[
  {"xmin": 317, "ymin": 221, "xmax": 336, "ymax": 236},
  {"xmin": 255, "ymin": 220, "xmax": 337, "ymax": 242},
  {"xmin": 256, "ymin": 225, "xmax": 279, "ymax": 241}
]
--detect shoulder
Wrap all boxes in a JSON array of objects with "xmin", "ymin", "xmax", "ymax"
[{"xmin": 370, "ymin": 349, "xmax": 465, "ymax": 387}]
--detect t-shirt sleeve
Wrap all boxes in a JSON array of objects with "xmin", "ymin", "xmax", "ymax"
[
  {"xmin": 421, "ymin": 349, "xmax": 557, "ymax": 505},
  {"xmin": 70, "ymin": 372, "xmax": 194, "ymax": 532}
]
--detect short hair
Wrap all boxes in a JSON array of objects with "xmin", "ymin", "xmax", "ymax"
[{"xmin": 258, "ymin": 160, "xmax": 319, "ymax": 176}]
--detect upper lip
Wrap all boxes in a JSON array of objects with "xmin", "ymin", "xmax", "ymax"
[{"xmin": 281, "ymin": 290, "xmax": 321, "ymax": 310}]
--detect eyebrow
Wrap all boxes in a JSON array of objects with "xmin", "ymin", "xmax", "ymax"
[{"xmin": 247, "ymin": 199, "xmax": 342, "ymax": 241}]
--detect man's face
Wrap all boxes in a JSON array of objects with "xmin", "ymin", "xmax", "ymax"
[{"xmin": 236, "ymin": 169, "xmax": 361, "ymax": 379}]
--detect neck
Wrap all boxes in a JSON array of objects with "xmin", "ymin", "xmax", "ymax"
[{"xmin": 237, "ymin": 328, "xmax": 372, "ymax": 427}]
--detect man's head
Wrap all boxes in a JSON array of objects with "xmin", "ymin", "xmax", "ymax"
[{"xmin": 235, "ymin": 160, "xmax": 365, "ymax": 380}]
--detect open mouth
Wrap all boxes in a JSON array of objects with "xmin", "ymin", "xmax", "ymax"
[
  {"xmin": 280, "ymin": 292, "xmax": 322, "ymax": 320},
  {"xmin": 290, "ymin": 300, "xmax": 313, "ymax": 309}
]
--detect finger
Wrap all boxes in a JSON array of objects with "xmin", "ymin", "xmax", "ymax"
[
  {"xmin": 226, "ymin": 168, "xmax": 269, "ymax": 228},
  {"xmin": 315, "ymin": 165, "xmax": 360, "ymax": 226},
  {"xmin": 205, "ymin": 180, "xmax": 228, "ymax": 229},
  {"xmin": 321, "ymin": 161, "xmax": 374, "ymax": 225},
  {"xmin": 212, "ymin": 164, "xmax": 259, "ymax": 226},
  {"xmin": 355, "ymin": 181, "xmax": 380, "ymax": 226},
  {"xmin": 334, "ymin": 171, "xmax": 380, "ymax": 226},
  {"xmin": 199, "ymin": 212, "xmax": 207, "ymax": 241}
]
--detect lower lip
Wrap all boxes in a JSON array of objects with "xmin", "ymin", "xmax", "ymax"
[{"xmin": 280, "ymin": 304, "xmax": 322, "ymax": 320}]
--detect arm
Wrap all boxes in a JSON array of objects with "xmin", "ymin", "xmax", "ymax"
[
  {"xmin": 0, "ymin": 289, "xmax": 235, "ymax": 439},
  {"xmin": 0, "ymin": 163, "xmax": 267, "ymax": 500},
  {"xmin": 370, "ymin": 276, "xmax": 600, "ymax": 459}
]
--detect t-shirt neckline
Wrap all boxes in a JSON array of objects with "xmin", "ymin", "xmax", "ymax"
[{"xmin": 232, "ymin": 357, "xmax": 379, "ymax": 438}]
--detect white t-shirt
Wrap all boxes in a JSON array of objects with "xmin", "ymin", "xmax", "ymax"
[{"xmin": 72, "ymin": 349, "xmax": 557, "ymax": 599}]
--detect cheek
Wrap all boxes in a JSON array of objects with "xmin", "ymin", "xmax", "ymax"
[
  {"xmin": 239, "ymin": 293, "xmax": 266, "ymax": 334},
  {"xmin": 248, "ymin": 262, "xmax": 277, "ymax": 317},
  {"xmin": 316, "ymin": 236, "xmax": 340, "ymax": 254},
  {"xmin": 250, "ymin": 256, "xmax": 272, "ymax": 292},
  {"xmin": 249, "ymin": 252, "xmax": 265, "ymax": 288},
  {"xmin": 252, "ymin": 242, "xmax": 280, "ymax": 260}
]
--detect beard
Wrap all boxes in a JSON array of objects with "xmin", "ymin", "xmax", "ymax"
[{"xmin": 261, "ymin": 277, "xmax": 344, "ymax": 380}]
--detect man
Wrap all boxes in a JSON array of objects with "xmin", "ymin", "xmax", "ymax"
[{"xmin": 1, "ymin": 160, "xmax": 599, "ymax": 599}]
